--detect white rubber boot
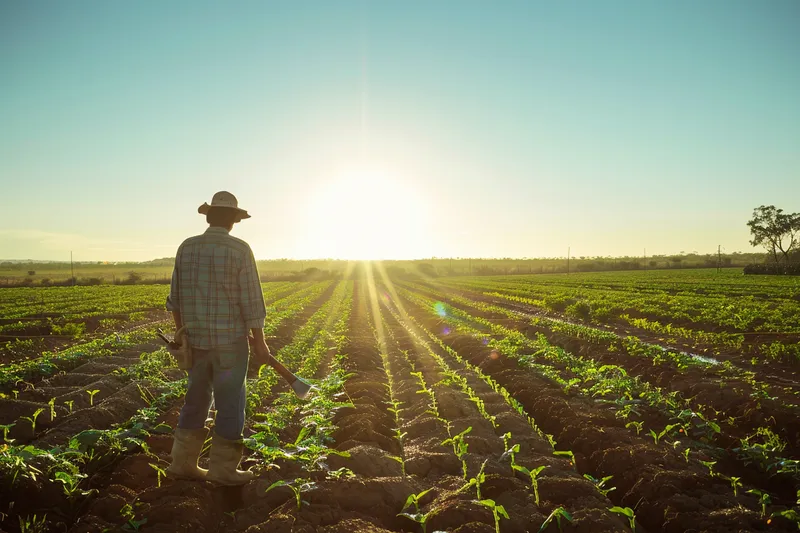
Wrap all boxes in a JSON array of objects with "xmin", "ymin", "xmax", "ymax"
[
  {"xmin": 166, "ymin": 428, "xmax": 209, "ymax": 480},
  {"xmin": 206, "ymin": 432, "xmax": 255, "ymax": 486}
]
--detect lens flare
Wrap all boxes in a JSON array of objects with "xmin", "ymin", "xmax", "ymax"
[
  {"xmin": 433, "ymin": 302, "xmax": 447, "ymax": 318},
  {"xmin": 443, "ymin": 326, "xmax": 451, "ymax": 335}
]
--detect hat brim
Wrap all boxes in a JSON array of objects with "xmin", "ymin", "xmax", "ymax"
[{"xmin": 198, "ymin": 203, "xmax": 251, "ymax": 221}]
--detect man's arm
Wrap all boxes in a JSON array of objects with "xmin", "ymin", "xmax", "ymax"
[{"xmin": 238, "ymin": 246, "xmax": 267, "ymax": 331}]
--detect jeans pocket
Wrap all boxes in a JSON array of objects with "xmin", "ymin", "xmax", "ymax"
[{"xmin": 215, "ymin": 337, "xmax": 248, "ymax": 370}]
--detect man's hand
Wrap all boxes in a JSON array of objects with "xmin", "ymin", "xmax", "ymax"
[{"xmin": 248, "ymin": 334, "xmax": 272, "ymax": 364}]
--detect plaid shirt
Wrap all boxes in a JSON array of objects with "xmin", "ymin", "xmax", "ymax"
[{"xmin": 166, "ymin": 226, "xmax": 266, "ymax": 348}]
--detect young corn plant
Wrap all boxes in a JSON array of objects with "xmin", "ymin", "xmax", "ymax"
[
  {"xmin": 149, "ymin": 463, "xmax": 167, "ymax": 487},
  {"xmin": 583, "ymin": 474, "xmax": 616, "ymax": 497},
  {"xmin": 0, "ymin": 422, "xmax": 15, "ymax": 444},
  {"xmin": 266, "ymin": 479, "xmax": 317, "ymax": 511},
  {"xmin": 649, "ymin": 423, "xmax": 681, "ymax": 445},
  {"xmin": 120, "ymin": 503, "xmax": 147, "ymax": 531},
  {"xmin": 769, "ymin": 509, "xmax": 800, "ymax": 530},
  {"xmin": 442, "ymin": 426, "xmax": 472, "ymax": 479},
  {"xmin": 538, "ymin": 507, "xmax": 573, "ymax": 533},
  {"xmin": 729, "ymin": 476, "xmax": 743, "ymax": 497},
  {"xmin": 461, "ymin": 460, "xmax": 488, "ymax": 499},
  {"xmin": 64, "ymin": 400, "xmax": 74, "ymax": 414},
  {"xmin": 625, "ymin": 421, "xmax": 644, "ymax": 435},
  {"xmin": 553, "ymin": 450, "xmax": 575, "ymax": 469},
  {"xmin": 500, "ymin": 432, "xmax": 520, "ymax": 468},
  {"xmin": 478, "ymin": 499, "xmax": 509, "ymax": 533},
  {"xmin": 20, "ymin": 408, "xmax": 45, "ymax": 435},
  {"xmin": 18, "ymin": 514, "xmax": 48, "ymax": 533},
  {"xmin": 609, "ymin": 506, "xmax": 636, "ymax": 532},
  {"xmin": 513, "ymin": 464, "xmax": 547, "ymax": 506},
  {"xmin": 86, "ymin": 389, "xmax": 100, "ymax": 406},
  {"xmin": 747, "ymin": 489, "xmax": 771, "ymax": 519},
  {"xmin": 390, "ymin": 455, "xmax": 407, "ymax": 476},
  {"xmin": 700, "ymin": 460, "xmax": 717, "ymax": 477},
  {"xmin": 398, "ymin": 488, "xmax": 434, "ymax": 533},
  {"xmin": 48, "ymin": 398, "xmax": 57, "ymax": 422}
]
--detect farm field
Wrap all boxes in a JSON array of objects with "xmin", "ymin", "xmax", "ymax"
[{"xmin": 0, "ymin": 270, "xmax": 799, "ymax": 533}]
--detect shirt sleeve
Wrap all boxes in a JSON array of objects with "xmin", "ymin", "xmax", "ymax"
[
  {"xmin": 239, "ymin": 246, "xmax": 267, "ymax": 329},
  {"xmin": 166, "ymin": 246, "xmax": 181, "ymax": 312}
]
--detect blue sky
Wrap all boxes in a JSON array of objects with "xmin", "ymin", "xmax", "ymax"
[{"xmin": 1, "ymin": 1, "xmax": 798, "ymax": 260}]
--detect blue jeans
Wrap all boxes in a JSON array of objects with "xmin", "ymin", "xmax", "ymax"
[{"xmin": 178, "ymin": 336, "xmax": 249, "ymax": 440}]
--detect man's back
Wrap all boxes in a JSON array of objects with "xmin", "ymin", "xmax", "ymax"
[{"xmin": 167, "ymin": 226, "xmax": 266, "ymax": 348}]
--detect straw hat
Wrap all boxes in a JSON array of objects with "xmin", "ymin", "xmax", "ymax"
[{"xmin": 197, "ymin": 191, "xmax": 251, "ymax": 221}]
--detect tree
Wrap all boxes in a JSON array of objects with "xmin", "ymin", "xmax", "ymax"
[{"xmin": 747, "ymin": 205, "xmax": 800, "ymax": 264}]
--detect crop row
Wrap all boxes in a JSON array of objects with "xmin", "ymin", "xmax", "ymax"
[
  {"xmin": 0, "ymin": 281, "xmax": 334, "ymax": 532},
  {"xmin": 389, "ymin": 283, "xmax": 800, "ymax": 531},
  {"xmin": 404, "ymin": 282, "xmax": 800, "ymax": 472},
  {"xmin": 442, "ymin": 274, "xmax": 800, "ymax": 337}
]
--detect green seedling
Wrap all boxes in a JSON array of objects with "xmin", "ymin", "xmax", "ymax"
[
  {"xmin": 389, "ymin": 455, "xmax": 407, "ymax": 476},
  {"xmin": 514, "ymin": 464, "xmax": 547, "ymax": 506},
  {"xmin": 553, "ymin": 450, "xmax": 575, "ymax": 468},
  {"xmin": 54, "ymin": 470, "xmax": 96, "ymax": 501},
  {"xmin": 609, "ymin": 506, "xmax": 636, "ymax": 532},
  {"xmin": 729, "ymin": 476, "xmax": 742, "ymax": 497},
  {"xmin": 479, "ymin": 499, "xmax": 509, "ymax": 533},
  {"xmin": 583, "ymin": 474, "xmax": 616, "ymax": 497},
  {"xmin": 0, "ymin": 423, "xmax": 15, "ymax": 444},
  {"xmin": 149, "ymin": 463, "xmax": 167, "ymax": 487},
  {"xmin": 500, "ymin": 442, "xmax": 521, "ymax": 470},
  {"xmin": 699, "ymin": 460, "xmax": 717, "ymax": 477},
  {"xmin": 21, "ymin": 408, "xmax": 45, "ymax": 434},
  {"xmin": 87, "ymin": 389, "xmax": 100, "ymax": 406},
  {"xmin": 769, "ymin": 509, "xmax": 800, "ymax": 530},
  {"xmin": 461, "ymin": 460, "xmax": 488, "ymax": 499},
  {"xmin": 683, "ymin": 448, "xmax": 691, "ymax": 463},
  {"xmin": 625, "ymin": 421, "xmax": 643, "ymax": 435},
  {"xmin": 18, "ymin": 514, "xmax": 48, "ymax": 533},
  {"xmin": 538, "ymin": 506, "xmax": 573, "ymax": 533},
  {"xmin": 327, "ymin": 467, "xmax": 355, "ymax": 480},
  {"xmin": 12, "ymin": 390, "xmax": 19, "ymax": 400},
  {"xmin": 649, "ymin": 423, "xmax": 681, "ymax": 445},
  {"xmin": 266, "ymin": 478, "xmax": 317, "ymax": 511},
  {"xmin": 747, "ymin": 489, "xmax": 770, "ymax": 519},
  {"xmin": 120, "ymin": 503, "xmax": 147, "ymax": 531},
  {"xmin": 398, "ymin": 488, "xmax": 434, "ymax": 533},
  {"xmin": 502, "ymin": 432, "xmax": 512, "ymax": 450},
  {"xmin": 48, "ymin": 398, "xmax": 57, "ymax": 421}
]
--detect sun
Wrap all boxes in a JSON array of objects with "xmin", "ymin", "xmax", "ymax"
[{"xmin": 302, "ymin": 166, "xmax": 431, "ymax": 259}]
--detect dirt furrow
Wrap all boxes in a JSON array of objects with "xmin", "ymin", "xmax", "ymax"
[{"xmin": 396, "ymin": 288, "xmax": 795, "ymax": 533}]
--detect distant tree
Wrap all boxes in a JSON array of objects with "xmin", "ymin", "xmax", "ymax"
[
  {"xmin": 27, "ymin": 270, "xmax": 35, "ymax": 276},
  {"xmin": 649, "ymin": 260, "xmax": 658, "ymax": 269},
  {"xmin": 747, "ymin": 205, "xmax": 800, "ymax": 264}
]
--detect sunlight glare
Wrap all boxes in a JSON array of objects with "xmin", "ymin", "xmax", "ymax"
[{"xmin": 303, "ymin": 166, "xmax": 431, "ymax": 259}]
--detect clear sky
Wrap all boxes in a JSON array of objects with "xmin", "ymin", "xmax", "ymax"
[{"xmin": 1, "ymin": 1, "xmax": 798, "ymax": 261}]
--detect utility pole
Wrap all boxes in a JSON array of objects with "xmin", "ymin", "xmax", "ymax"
[
  {"xmin": 717, "ymin": 245, "xmax": 721, "ymax": 273},
  {"xmin": 70, "ymin": 251, "xmax": 75, "ymax": 285},
  {"xmin": 644, "ymin": 248, "xmax": 647, "ymax": 271}
]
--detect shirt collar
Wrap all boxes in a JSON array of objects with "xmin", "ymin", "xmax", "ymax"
[{"xmin": 205, "ymin": 226, "xmax": 231, "ymax": 235}]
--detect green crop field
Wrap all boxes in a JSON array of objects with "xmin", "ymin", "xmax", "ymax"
[{"xmin": 0, "ymin": 269, "xmax": 799, "ymax": 532}]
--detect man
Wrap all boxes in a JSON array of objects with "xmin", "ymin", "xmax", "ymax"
[{"xmin": 165, "ymin": 191, "xmax": 271, "ymax": 485}]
